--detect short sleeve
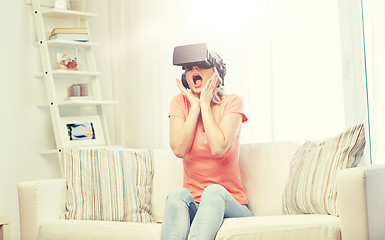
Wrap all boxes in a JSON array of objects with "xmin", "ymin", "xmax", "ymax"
[
  {"xmin": 169, "ymin": 94, "xmax": 187, "ymax": 120},
  {"xmin": 223, "ymin": 94, "xmax": 248, "ymax": 122}
]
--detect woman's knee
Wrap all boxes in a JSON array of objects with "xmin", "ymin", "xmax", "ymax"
[
  {"xmin": 201, "ymin": 184, "xmax": 228, "ymax": 200},
  {"xmin": 166, "ymin": 187, "xmax": 194, "ymax": 205}
]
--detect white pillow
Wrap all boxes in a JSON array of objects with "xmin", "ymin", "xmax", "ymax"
[{"xmin": 282, "ymin": 124, "xmax": 366, "ymax": 216}]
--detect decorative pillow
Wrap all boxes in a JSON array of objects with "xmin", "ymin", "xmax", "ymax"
[
  {"xmin": 62, "ymin": 147, "xmax": 155, "ymax": 222},
  {"xmin": 282, "ymin": 124, "xmax": 366, "ymax": 216}
]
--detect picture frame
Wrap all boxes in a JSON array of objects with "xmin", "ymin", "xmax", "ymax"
[{"xmin": 61, "ymin": 116, "xmax": 105, "ymax": 146}]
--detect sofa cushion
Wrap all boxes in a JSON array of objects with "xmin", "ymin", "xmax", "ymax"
[
  {"xmin": 38, "ymin": 215, "xmax": 340, "ymax": 240},
  {"xmin": 62, "ymin": 148, "xmax": 155, "ymax": 222},
  {"xmin": 282, "ymin": 124, "xmax": 366, "ymax": 216},
  {"xmin": 216, "ymin": 214, "xmax": 341, "ymax": 240},
  {"xmin": 39, "ymin": 220, "xmax": 161, "ymax": 240},
  {"xmin": 239, "ymin": 142, "xmax": 300, "ymax": 216}
]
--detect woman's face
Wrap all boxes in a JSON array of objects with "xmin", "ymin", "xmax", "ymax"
[{"xmin": 185, "ymin": 66, "xmax": 215, "ymax": 95}]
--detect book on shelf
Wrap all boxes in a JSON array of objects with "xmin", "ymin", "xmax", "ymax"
[
  {"xmin": 50, "ymin": 28, "xmax": 89, "ymax": 35},
  {"xmin": 49, "ymin": 33, "xmax": 89, "ymax": 42},
  {"xmin": 67, "ymin": 83, "xmax": 89, "ymax": 97}
]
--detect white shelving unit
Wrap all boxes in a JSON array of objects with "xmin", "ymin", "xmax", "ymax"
[{"xmin": 31, "ymin": 0, "xmax": 117, "ymax": 157}]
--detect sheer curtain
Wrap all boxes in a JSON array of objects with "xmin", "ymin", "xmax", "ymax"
[
  {"xmin": 108, "ymin": 0, "xmax": 345, "ymax": 149},
  {"xmin": 362, "ymin": 0, "xmax": 385, "ymax": 164}
]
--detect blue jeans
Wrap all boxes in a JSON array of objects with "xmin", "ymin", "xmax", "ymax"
[{"xmin": 161, "ymin": 184, "xmax": 254, "ymax": 240}]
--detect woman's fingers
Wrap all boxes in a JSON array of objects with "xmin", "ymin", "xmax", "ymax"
[
  {"xmin": 208, "ymin": 72, "xmax": 219, "ymax": 93},
  {"xmin": 202, "ymin": 77, "xmax": 213, "ymax": 94},
  {"xmin": 176, "ymin": 79, "xmax": 199, "ymax": 105}
]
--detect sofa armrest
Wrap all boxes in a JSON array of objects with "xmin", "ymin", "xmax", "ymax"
[
  {"xmin": 337, "ymin": 165, "xmax": 385, "ymax": 240},
  {"xmin": 18, "ymin": 179, "xmax": 67, "ymax": 240}
]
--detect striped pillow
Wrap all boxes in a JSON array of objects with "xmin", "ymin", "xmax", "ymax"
[
  {"xmin": 282, "ymin": 124, "xmax": 366, "ymax": 216},
  {"xmin": 62, "ymin": 147, "xmax": 155, "ymax": 222}
]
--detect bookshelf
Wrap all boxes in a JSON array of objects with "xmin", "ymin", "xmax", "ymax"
[{"xmin": 31, "ymin": 0, "xmax": 117, "ymax": 161}]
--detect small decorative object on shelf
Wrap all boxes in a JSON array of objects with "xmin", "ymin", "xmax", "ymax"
[
  {"xmin": 57, "ymin": 48, "xmax": 79, "ymax": 70},
  {"xmin": 70, "ymin": 0, "xmax": 88, "ymax": 11},
  {"xmin": 54, "ymin": 0, "xmax": 68, "ymax": 10},
  {"xmin": 61, "ymin": 116, "xmax": 105, "ymax": 146}
]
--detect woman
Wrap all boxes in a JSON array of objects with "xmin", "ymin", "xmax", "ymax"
[{"xmin": 162, "ymin": 49, "xmax": 253, "ymax": 240}]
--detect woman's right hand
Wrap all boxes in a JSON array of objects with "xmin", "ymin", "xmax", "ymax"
[
  {"xmin": 171, "ymin": 79, "xmax": 201, "ymax": 158},
  {"xmin": 176, "ymin": 79, "xmax": 200, "ymax": 108}
]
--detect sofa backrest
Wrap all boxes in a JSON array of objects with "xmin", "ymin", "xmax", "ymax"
[
  {"xmin": 239, "ymin": 142, "xmax": 300, "ymax": 216},
  {"xmin": 151, "ymin": 149, "xmax": 184, "ymax": 222},
  {"xmin": 151, "ymin": 142, "xmax": 300, "ymax": 222}
]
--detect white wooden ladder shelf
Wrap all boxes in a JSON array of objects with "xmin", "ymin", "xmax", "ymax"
[{"xmin": 31, "ymin": 0, "xmax": 118, "ymax": 160}]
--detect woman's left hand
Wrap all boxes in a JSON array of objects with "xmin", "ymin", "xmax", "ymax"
[{"xmin": 200, "ymin": 70, "xmax": 220, "ymax": 106}]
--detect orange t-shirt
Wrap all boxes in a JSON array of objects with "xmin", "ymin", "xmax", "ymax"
[{"xmin": 169, "ymin": 93, "xmax": 248, "ymax": 204}]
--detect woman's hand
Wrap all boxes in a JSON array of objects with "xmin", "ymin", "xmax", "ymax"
[
  {"xmin": 200, "ymin": 70, "xmax": 220, "ymax": 106},
  {"xmin": 171, "ymin": 79, "xmax": 201, "ymax": 158},
  {"xmin": 176, "ymin": 79, "xmax": 200, "ymax": 108}
]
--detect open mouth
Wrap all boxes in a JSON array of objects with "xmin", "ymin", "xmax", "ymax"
[{"xmin": 192, "ymin": 73, "xmax": 203, "ymax": 88}]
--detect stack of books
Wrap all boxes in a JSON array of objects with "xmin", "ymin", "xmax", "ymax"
[
  {"xmin": 67, "ymin": 83, "xmax": 89, "ymax": 97},
  {"xmin": 66, "ymin": 83, "xmax": 94, "ymax": 101},
  {"xmin": 49, "ymin": 28, "xmax": 89, "ymax": 42}
]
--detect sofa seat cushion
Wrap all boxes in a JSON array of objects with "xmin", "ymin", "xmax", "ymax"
[
  {"xmin": 38, "ymin": 216, "xmax": 339, "ymax": 240},
  {"xmin": 216, "ymin": 215, "xmax": 341, "ymax": 240},
  {"xmin": 39, "ymin": 220, "xmax": 161, "ymax": 240}
]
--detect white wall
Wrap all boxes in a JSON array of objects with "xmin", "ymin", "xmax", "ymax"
[
  {"xmin": 0, "ymin": 1, "xmax": 114, "ymax": 239},
  {"xmin": 267, "ymin": 0, "xmax": 345, "ymax": 142}
]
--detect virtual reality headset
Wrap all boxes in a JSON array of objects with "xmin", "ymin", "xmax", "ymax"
[
  {"xmin": 173, "ymin": 43, "xmax": 226, "ymax": 84},
  {"xmin": 173, "ymin": 43, "xmax": 214, "ymax": 71},
  {"xmin": 173, "ymin": 43, "xmax": 226, "ymax": 89}
]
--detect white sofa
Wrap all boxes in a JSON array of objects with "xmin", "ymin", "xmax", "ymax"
[{"xmin": 18, "ymin": 142, "xmax": 385, "ymax": 240}]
